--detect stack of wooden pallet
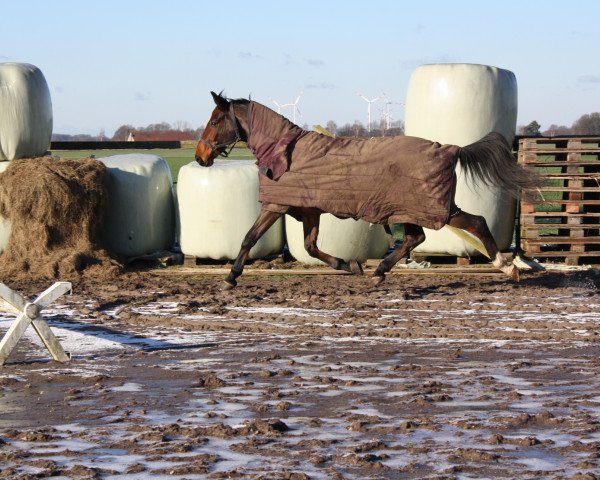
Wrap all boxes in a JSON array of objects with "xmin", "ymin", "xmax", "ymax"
[{"xmin": 518, "ymin": 136, "xmax": 600, "ymax": 265}]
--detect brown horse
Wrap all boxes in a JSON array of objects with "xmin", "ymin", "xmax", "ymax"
[{"xmin": 195, "ymin": 91, "xmax": 537, "ymax": 289}]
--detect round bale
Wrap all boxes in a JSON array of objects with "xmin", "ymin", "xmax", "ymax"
[
  {"xmin": 0, "ymin": 63, "xmax": 52, "ymax": 160},
  {"xmin": 405, "ymin": 63, "xmax": 518, "ymax": 256},
  {"xmin": 177, "ymin": 160, "xmax": 284, "ymax": 260},
  {"xmin": 285, "ymin": 215, "xmax": 389, "ymax": 266},
  {"xmin": 100, "ymin": 153, "xmax": 176, "ymax": 258}
]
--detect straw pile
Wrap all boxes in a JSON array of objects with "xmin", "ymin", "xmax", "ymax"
[{"xmin": 0, "ymin": 157, "xmax": 121, "ymax": 281}]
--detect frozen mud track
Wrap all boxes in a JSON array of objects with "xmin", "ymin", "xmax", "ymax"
[{"xmin": 0, "ymin": 269, "xmax": 599, "ymax": 479}]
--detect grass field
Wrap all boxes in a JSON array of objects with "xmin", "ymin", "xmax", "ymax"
[{"xmin": 52, "ymin": 146, "xmax": 256, "ymax": 184}]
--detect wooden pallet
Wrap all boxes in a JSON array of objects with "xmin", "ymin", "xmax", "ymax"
[{"xmin": 518, "ymin": 136, "xmax": 600, "ymax": 265}]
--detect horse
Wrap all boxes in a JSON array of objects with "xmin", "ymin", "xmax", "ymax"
[{"xmin": 195, "ymin": 91, "xmax": 538, "ymax": 289}]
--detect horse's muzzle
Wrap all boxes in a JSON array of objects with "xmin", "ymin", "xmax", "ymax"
[{"xmin": 195, "ymin": 155, "xmax": 214, "ymax": 167}]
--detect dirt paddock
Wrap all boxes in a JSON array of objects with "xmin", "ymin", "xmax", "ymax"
[{"xmin": 1, "ymin": 265, "xmax": 599, "ymax": 479}]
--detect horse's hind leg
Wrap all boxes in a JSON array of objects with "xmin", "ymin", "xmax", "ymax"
[
  {"xmin": 302, "ymin": 212, "xmax": 363, "ymax": 275},
  {"xmin": 224, "ymin": 208, "xmax": 283, "ymax": 289},
  {"xmin": 447, "ymin": 209, "xmax": 519, "ymax": 281},
  {"xmin": 372, "ymin": 223, "xmax": 425, "ymax": 285}
]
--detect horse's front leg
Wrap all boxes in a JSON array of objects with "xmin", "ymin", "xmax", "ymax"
[
  {"xmin": 372, "ymin": 223, "xmax": 425, "ymax": 285},
  {"xmin": 302, "ymin": 212, "xmax": 363, "ymax": 275},
  {"xmin": 224, "ymin": 209, "xmax": 283, "ymax": 289}
]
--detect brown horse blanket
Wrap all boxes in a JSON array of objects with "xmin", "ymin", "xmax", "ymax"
[{"xmin": 247, "ymin": 102, "xmax": 460, "ymax": 230}]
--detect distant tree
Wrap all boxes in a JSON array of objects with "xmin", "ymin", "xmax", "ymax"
[
  {"xmin": 326, "ymin": 120, "xmax": 338, "ymax": 136},
  {"xmin": 52, "ymin": 132, "xmax": 104, "ymax": 141},
  {"xmin": 73, "ymin": 134, "xmax": 97, "ymax": 141},
  {"xmin": 112, "ymin": 124, "xmax": 134, "ymax": 141},
  {"xmin": 336, "ymin": 122, "xmax": 353, "ymax": 137},
  {"xmin": 51, "ymin": 133, "xmax": 71, "ymax": 141},
  {"xmin": 521, "ymin": 121, "xmax": 542, "ymax": 136},
  {"xmin": 337, "ymin": 121, "xmax": 373, "ymax": 138},
  {"xmin": 386, "ymin": 119, "xmax": 405, "ymax": 137},
  {"xmin": 377, "ymin": 118, "xmax": 405, "ymax": 137},
  {"xmin": 354, "ymin": 121, "xmax": 367, "ymax": 137},
  {"xmin": 542, "ymin": 124, "xmax": 571, "ymax": 136},
  {"xmin": 144, "ymin": 121, "xmax": 171, "ymax": 132},
  {"xmin": 571, "ymin": 112, "xmax": 600, "ymax": 135},
  {"xmin": 173, "ymin": 120, "xmax": 194, "ymax": 132}
]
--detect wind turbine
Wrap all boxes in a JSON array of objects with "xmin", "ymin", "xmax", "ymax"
[
  {"xmin": 271, "ymin": 98, "xmax": 286, "ymax": 114},
  {"xmin": 357, "ymin": 92, "xmax": 379, "ymax": 133},
  {"xmin": 270, "ymin": 92, "xmax": 303, "ymax": 124},
  {"xmin": 380, "ymin": 92, "xmax": 405, "ymax": 132},
  {"xmin": 290, "ymin": 92, "xmax": 302, "ymax": 124}
]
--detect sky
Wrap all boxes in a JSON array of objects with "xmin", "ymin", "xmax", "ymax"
[{"xmin": 2, "ymin": 0, "xmax": 599, "ymax": 137}]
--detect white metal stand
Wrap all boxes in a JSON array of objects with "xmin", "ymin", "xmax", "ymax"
[{"xmin": 0, "ymin": 282, "xmax": 72, "ymax": 365}]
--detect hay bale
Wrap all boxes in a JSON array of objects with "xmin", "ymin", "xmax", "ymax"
[
  {"xmin": 99, "ymin": 154, "xmax": 176, "ymax": 257},
  {"xmin": 405, "ymin": 63, "xmax": 518, "ymax": 255},
  {"xmin": 0, "ymin": 157, "xmax": 120, "ymax": 281},
  {"xmin": 285, "ymin": 214, "xmax": 389, "ymax": 265},
  {"xmin": 177, "ymin": 160, "xmax": 284, "ymax": 260},
  {"xmin": 0, "ymin": 63, "xmax": 53, "ymax": 160}
]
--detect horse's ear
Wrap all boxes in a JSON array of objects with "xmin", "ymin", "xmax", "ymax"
[{"xmin": 211, "ymin": 91, "xmax": 230, "ymax": 112}]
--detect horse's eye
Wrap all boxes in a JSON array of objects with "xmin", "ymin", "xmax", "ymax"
[{"xmin": 210, "ymin": 120, "xmax": 217, "ymax": 127}]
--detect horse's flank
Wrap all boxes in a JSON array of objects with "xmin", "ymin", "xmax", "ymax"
[{"xmin": 247, "ymin": 101, "xmax": 459, "ymax": 230}]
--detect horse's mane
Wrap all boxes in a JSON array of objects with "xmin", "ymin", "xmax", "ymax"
[{"xmin": 219, "ymin": 91, "xmax": 251, "ymax": 106}]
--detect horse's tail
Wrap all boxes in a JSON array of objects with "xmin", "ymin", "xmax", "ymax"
[{"xmin": 457, "ymin": 132, "xmax": 540, "ymax": 198}]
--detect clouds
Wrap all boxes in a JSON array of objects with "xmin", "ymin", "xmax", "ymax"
[
  {"xmin": 578, "ymin": 75, "xmax": 600, "ymax": 84},
  {"xmin": 576, "ymin": 75, "xmax": 600, "ymax": 92},
  {"xmin": 238, "ymin": 51, "xmax": 262, "ymax": 60},
  {"xmin": 305, "ymin": 82, "xmax": 336, "ymax": 90},
  {"xmin": 134, "ymin": 92, "xmax": 150, "ymax": 102},
  {"xmin": 237, "ymin": 51, "xmax": 325, "ymax": 68},
  {"xmin": 304, "ymin": 58, "xmax": 324, "ymax": 67}
]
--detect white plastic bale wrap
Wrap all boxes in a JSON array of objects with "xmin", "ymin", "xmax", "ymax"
[
  {"xmin": 285, "ymin": 215, "xmax": 389, "ymax": 265},
  {"xmin": 177, "ymin": 160, "xmax": 284, "ymax": 260},
  {"xmin": 404, "ymin": 63, "xmax": 518, "ymax": 256},
  {"xmin": 0, "ymin": 162, "xmax": 11, "ymax": 254},
  {"xmin": 100, "ymin": 154, "xmax": 176, "ymax": 257},
  {"xmin": 0, "ymin": 63, "xmax": 53, "ymax": 160}
]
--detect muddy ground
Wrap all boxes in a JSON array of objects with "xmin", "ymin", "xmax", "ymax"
[{"xmin": 1, "ymin": 265, "xmax": 599, "ymax": 479}]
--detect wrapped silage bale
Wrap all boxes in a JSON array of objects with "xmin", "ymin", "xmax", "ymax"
[
  {"xmin": 100, "ymin": 154, "xmax": 175, "ymax": 257},
  {"xmin": 0, "ymin": 63, "xmax": 52, "ymax": 160},
  {"xmin": 404, "ymin": 63, "xmax": 518, "ymax": 256},
  {"xmin": 0, "ymin": 161, "xmax": 11, "ymax": 254},
  {"xmin": 285, "ymin": 215, "xmax": 389, "ymax": 266},
  {"xmin": 177, "ymin": 160, "xmax": 283, "ymax": 260}
]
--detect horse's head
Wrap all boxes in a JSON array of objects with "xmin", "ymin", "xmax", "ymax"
[{"xmin": 195, "ymin": 91, "xmax": 242, "ymax": 167}]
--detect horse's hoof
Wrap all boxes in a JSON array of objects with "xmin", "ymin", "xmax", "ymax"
[
  {"xmin": 349, "ymin": 260, "xmax": 363, "ymax": 275},
  {"xmin": 370, "ymin": 274, "xmax": 385, "ymax": 286},
  {"xmin": 222, "ymin": 278, "xmax": 237, "ymax": 290},
  {"xmin": 499, "ymin": 263, "xmax": 520, "ymax": 282},
  {"xmin": 509, "ymin": 265, "xmax": 521, "ymax": 282}
]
